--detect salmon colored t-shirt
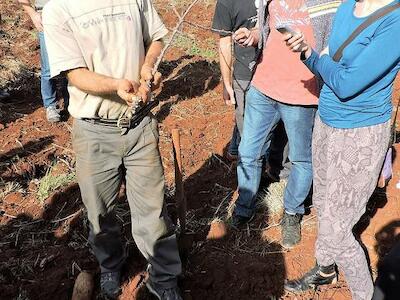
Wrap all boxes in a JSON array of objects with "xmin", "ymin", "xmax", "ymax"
[{"xmin": 252, "ymin": 0, "xmax": 319, "ymax": 105}]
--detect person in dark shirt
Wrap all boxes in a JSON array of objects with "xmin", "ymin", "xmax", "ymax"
[
  {"xmin": 212, "ymin": 0, "xmax": 258, "ymax": 160},
  {"xmin": 212, "ymin": 0, "xmax": 289, "ymax": 182}
]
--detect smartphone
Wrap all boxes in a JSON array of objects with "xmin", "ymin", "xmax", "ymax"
[
  {"xmin": 276, "ymin": 25, "xmax": 306, "ymax": 50},
  {"xmin": 275, "ymin": 25, "xmax": 297, "ymax": 36}
]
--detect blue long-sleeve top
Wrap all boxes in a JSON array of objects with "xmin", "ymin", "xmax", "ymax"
[{"xmin": 304, "ymin": 0, "xmax": 400, "ymax": 129}]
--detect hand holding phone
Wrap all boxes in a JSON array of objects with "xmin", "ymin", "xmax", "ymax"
[{"xmin": 276, "ymin": 25, "xmax": 308, "ymax": 53}]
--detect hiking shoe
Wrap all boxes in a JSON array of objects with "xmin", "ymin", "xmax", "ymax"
[
  {"xmin": 46, "ymin": 105, "xmax": 61, "ymax": 123},
  {"xmin": 146, "ymin": 281, "xmax": 182, "ymax": 300},
  {"xmin": 281, "ymin": 212, "xmax": 302, "ymax": 248},
  {"xmin": 100, "ymin": 272, "xmax": 121, "ymax": 299},
  {"xmin": 0, "ymin": 90, "xmax": 10, "ymax": 100},
  {"xmin": 284, "ymin": 263, "xmax": 337, "ymax": 293},
  {"xmin": 228, "ymin": 212, "xmax": 255, "ymax": 230}
]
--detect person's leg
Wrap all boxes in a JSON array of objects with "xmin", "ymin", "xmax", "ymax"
[
  {"xmin": 38, "ymin": 33, "xmax": 59, "ymax": 106},
  {"xmin": 280, "ymin": 141, "xmax": 291, "ymax": 179},
  {"xmin": 39, "ymin": 32, "xmax": 60, "ymax": 122},
  {"xmin": 233, "ymin": 80, "xmax": 248, "ymax": 136},
  {"xmin": 316, "ymin": 121, "xmax": 391, "ymax": 300},
  {"xmin": 284, "ymin": 115, "xmax": 337, "ymax": 293},
  {"xmin": 227, "ymin": 125, "xmax": 240, "ymax": 158},
  {"xmin": 227, "ymin": 80, "xmax": 248, "ymax": 157},
  {"xmin": 278, "ymin": 104, "xmax": 315, "ymax": 215},
  {"xmin": 277, "ymin": 103, "xmax": 315, "ymax": 247},
  {"xmin": 312, "ymin": 115, "xmax": 335, "ymax": 266},
  {"xmin": 266, "ymin": 120, "xmax": 289, "ymax": 181},
  {"xmin": 234, "ymin": 86, "xmax": 280, "ymax": 219},
  {"xmin": 60, "ymin": 76, "xmax": 70, "ymax": 110},
  {"xmin": 72, "ymin": 119, "xmax": 126, "ymax": 273},
  {"xmin": 123, "ymin": 117, "xmax": 181, "ymax": 290}
]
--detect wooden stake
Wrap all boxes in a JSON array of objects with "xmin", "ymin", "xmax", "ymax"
[{"xmin": 172, "ymin": 129, "xmax": 186, "ymax": 232}]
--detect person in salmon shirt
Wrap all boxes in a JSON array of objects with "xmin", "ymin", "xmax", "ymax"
[{"xmin": 230, "ymin": 0, "xmax": 341, "ymax": 248}]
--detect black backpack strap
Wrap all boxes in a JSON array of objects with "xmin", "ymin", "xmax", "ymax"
[{"xmin": 333, "ymin": 2, "xmax": 400, "ymax": 62}]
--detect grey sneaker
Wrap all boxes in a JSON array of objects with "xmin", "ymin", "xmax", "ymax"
[
  {"xmin": 46, "ymin": 105, "xmax": 61, "ymax": 123},
  {"xmin": 281, "ymin": 212, "xmax": 302, "ymax": 248},
  {"xmin": 146, "ymin": 281, "xmax": 182, "ymax": 300},
  {"xmin": 100, "ymin": 272, "xmax": 121, "ymax": 299}
]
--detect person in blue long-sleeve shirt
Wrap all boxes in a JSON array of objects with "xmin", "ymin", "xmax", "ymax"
[{"xmin": 281, "ymin": 0, "xmax": 400, "ymax": 299}]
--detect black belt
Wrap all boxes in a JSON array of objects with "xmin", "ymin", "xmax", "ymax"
[
  {"xmin": 82, "ymin": 117, "xmax": 135, "ymax": 129},
  {"xmin": 82, "ymin": 100, "xmax": 159, "ymax": 131}
]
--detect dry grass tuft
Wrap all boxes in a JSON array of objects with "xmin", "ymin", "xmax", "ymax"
[
  {"xmin": 257, "ymin": 180, "xmax": 287, "ymax": 217},
  {"xmin": 37, "ymin": 167, "xmax": 76, "ymax": 202},
  {"xmin": 0, "ymin": 57, "xmax": 27, "ymax": 88},
  {"xmin": 0, "ymin": 180, "xmax": 25, "ymax": 199}
]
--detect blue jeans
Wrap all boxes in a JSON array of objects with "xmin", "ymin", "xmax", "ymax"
[
  {"xmin": 39, "ymin": 32, "xmax": 69, "ymax": 108},
  {"xmin": 235, "ymin": 85, "xmax": 315, "ymax": 217}
]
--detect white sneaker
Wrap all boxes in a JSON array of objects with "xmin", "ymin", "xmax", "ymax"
[{"xmin": 46, "ymin": 106, "xmax": 61, "ymax": 123}]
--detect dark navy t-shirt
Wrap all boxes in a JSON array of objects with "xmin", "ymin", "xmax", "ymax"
[{"xmin": 212, "ymin": 0, "xmax": 257, "ymax": 81}]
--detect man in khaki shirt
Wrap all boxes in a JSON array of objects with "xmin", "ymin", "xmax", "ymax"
[{"xmin": 43, "ymin": 1, "xmax": 182, "ymax": 299}]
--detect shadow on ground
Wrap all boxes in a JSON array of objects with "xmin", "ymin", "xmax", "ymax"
[{"xmin": 155, "ymin": 57, "xmax": 220, "ymax": 122}]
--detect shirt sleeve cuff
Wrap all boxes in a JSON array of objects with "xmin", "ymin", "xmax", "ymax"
[
  {"xmin": 302, "ymin": 49, "xmax": 320, "ymax": 75},
  {"xmin": 50, "ymin": 57, "xmax": 87, "ymax": 78},
  {"xmin": 151, "ymin": 27, "xmax": 169, "ymax": 42}
]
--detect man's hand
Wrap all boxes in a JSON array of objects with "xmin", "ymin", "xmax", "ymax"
[
  {"xmin": 140, "ymin": 64, "xmax": 162, "ymax": 89},
  {"xmin": 233, "ymin": 28, "xmax": 258, "ymax": 47},
  {"xmin": 139, "ymin": 64, "xmax": 162, "ymax": 103},
  {"xmin": 116, "ymin": 79, "xmax": 140, "ymax": 106},
  {"xmin": 29, "ymin": 10, "xmax": 43, "ymax": 31},
  {"xmin": 223, "ymin": 84, "xmax": 235, "ymax": 105}
]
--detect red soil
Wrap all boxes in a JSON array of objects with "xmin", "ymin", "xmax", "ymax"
[{"xmin": 1, "ymin": 2, "xmax": 399, "ymax": 300}]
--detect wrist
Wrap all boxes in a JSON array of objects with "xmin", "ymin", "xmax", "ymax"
[
  {"xmin": 142, "ymin": 63, "xmax": 153, "ymax": 69},
  {"xmin": 113, "ymin": 78, "xmax": 122, "ymax": 91},
  {"xmin": 251, "ymin": 29, "xmax": 260, "ymax": 46},
  {"xmin": 142, "ymin": 62, "xmax": 155, "ymax": 73},
  {"xmin": 301, "ymin": 48, "xmax": 312, "ymax": 60},
  {"xmin": 223, "ymin": 80, "xmax": 233, "ymax": 89}
]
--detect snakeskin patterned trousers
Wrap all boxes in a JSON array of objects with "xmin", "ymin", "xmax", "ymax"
[{"xmin": 312, "ymin": 115, "xmax": 391, "ymax": 300}]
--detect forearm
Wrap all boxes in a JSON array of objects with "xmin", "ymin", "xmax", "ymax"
[
  {"xmin": 19, "ymin": 0, "xmax": 36, "ymax": 17},
  {"xmin": 250, "ymin": 28, "xmax": 260, "ymax": 47},
  {"xmin": 143, "ymin": 40, "xmax": 163, "ymax": 70},
  {"xmin": 302, "ymin": 49, "xmax": 320, "ymax": 76},
  {"xmin": 219, "ymin": 37, "xmax": 233, "ymax": 86},
  {"xmin": 67, "ymin": 68, "xmax": 119, "ymax": 96}
]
